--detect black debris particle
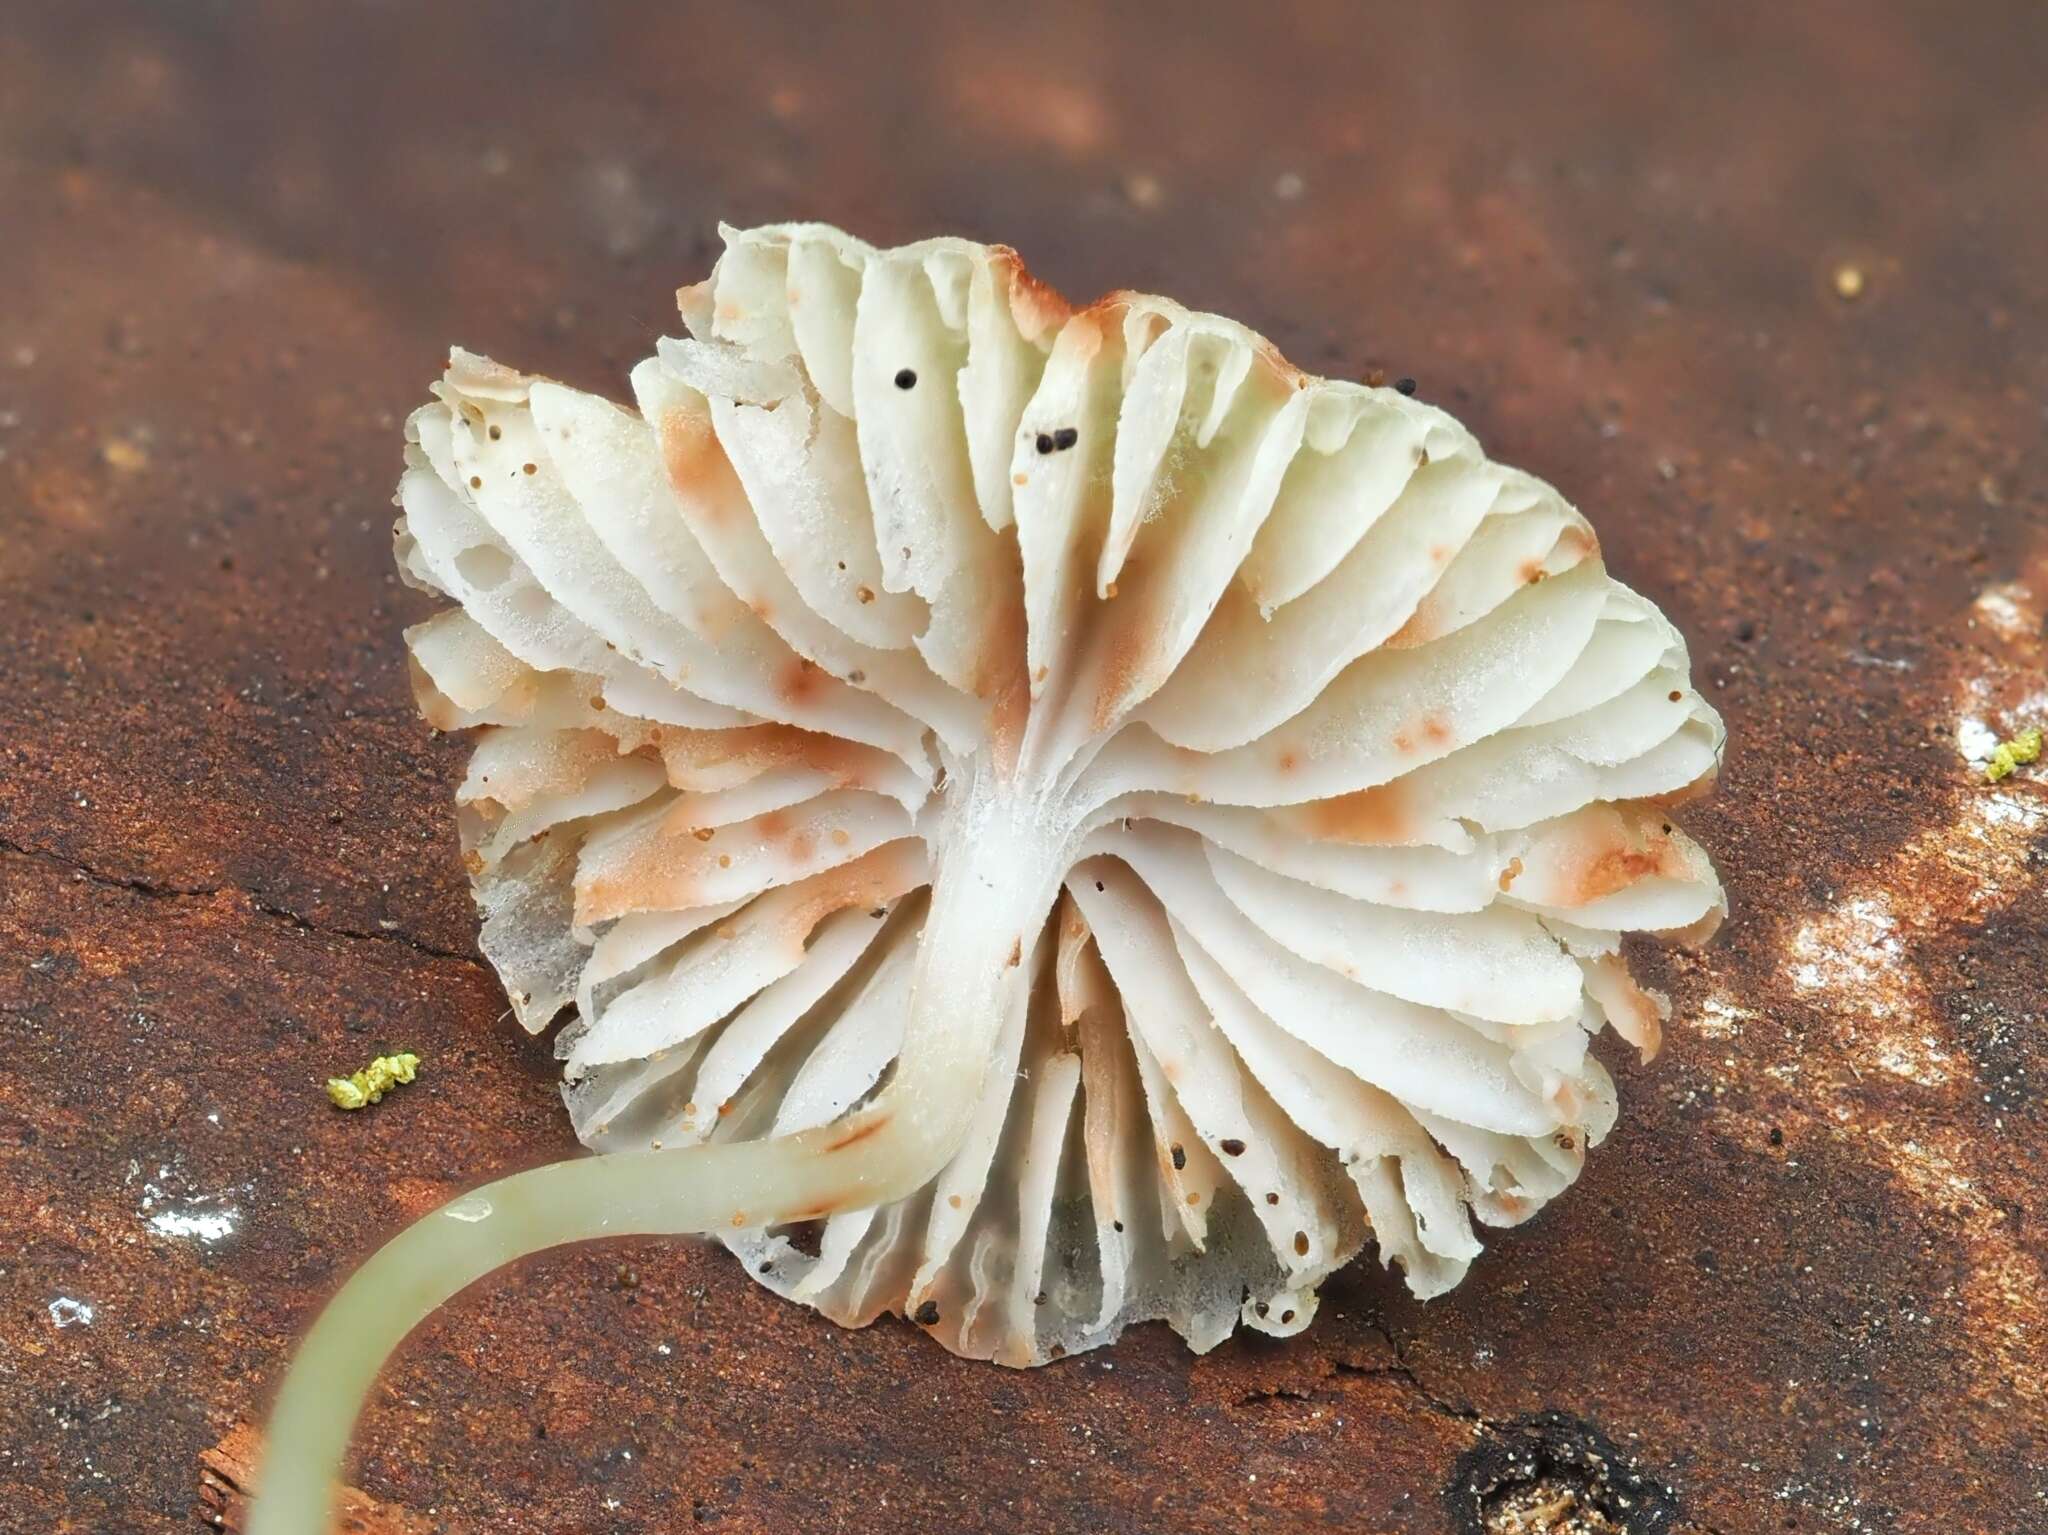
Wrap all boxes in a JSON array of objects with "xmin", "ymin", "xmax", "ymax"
[
  {"xmin": 1394, "ymin": 376, "xmax": 1418, "ymax": 395},
  {"xmin": 894, "ymin": 368, "xmax": 917, "ymax": 389},
  {"xmin": 1171, "ymin": 1144, "xmax": 1187, "ymax": 1171},
  {"xmin": 1446, "ymin": 1411, "xmax": 1679, "ymax": 1535},
  {"xmin": 1052, "ymin": 426, "xmax": 1078, "ymax": 450},
  {"xmin": 1035, "ymin": 432, "xmax": 1056, "ymax": 454},
  {"xmin": 1219, "ymin": 1138, "xmax": 1246, "ymax": 1157},
  {"xmin": 913, "ymin": 1300, "xmax": 941, "ymax": 1326}
]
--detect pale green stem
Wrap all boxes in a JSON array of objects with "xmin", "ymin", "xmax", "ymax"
[{"xmin": 250, "ymin": 773, "xmax": 1067, "ymax": 1535}]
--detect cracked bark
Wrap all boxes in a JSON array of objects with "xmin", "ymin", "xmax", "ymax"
[
  {"xmin": 1364, "ymin": 1314, "xmax": 1489, "ymax": 1425},
  {"xmin": 0, "ymin": 835, "xmax": 490, "ymax": 972},
  {"xmin": 1233, "ymin": 1312, "xmax": 1488, "ymax": 1428},
  {"xmin": 199, "ymin": 1423, "xmax": 434, "ymax": 1534}
]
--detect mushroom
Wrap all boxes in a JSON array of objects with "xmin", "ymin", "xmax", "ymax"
[{"xmin": 254, "ymin": 223, "xmax": 1725, "ymax": 1531}]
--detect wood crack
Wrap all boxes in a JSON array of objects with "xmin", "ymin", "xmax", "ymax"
[
  {"xmin": 1231, "ymin": 1316, "xmax": 1492, "ymax": 1428},
  {"xmin": 0, "ymin": 836, "xmax": 489, "ymax": 972},
  {"xmin": 1358, "ymin": 1314, "xmax": 1490, "ymax": 1425}
]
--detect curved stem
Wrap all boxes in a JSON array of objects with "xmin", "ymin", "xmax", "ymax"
[{"xmin": 250, "ymin": 774, "xmax": 1067, "ymax": 1535}]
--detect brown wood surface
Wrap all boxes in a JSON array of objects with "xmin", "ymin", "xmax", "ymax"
[{"xmin": 3, "ymin": 4, "xmax": 2045, "ymax": 1532}]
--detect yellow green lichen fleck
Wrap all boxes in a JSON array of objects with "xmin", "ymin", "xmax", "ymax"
[
  {"xmin": 1985, "ymin": 726, "xmax": 2042, "ymax": 784},
  {"xmin": 325, "ymin": 1052, "xmax": 421, "ymax": 1110}
]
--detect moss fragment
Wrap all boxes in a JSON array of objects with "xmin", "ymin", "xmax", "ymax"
[
  {"xmin": 325, "ymin": 1052, "xmax": 421, "ymax": 1111},
  {"xmin": 1985, "ymin": 726, "xmax": 2042, "ymax": 783}
]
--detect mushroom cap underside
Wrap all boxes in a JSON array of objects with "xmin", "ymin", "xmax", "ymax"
[{"xmin": 395, "ymin": 221, "xmax": 1725, "ymax": 1365}]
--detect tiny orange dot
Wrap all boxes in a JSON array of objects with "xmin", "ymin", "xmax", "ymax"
[
  {"xmin": 831, "ymin": 828, "xmax": 851, "ymax": 846},
  {"xmin": 718, "ymin": 854, "xmax": 732, "ymax": 868}
]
